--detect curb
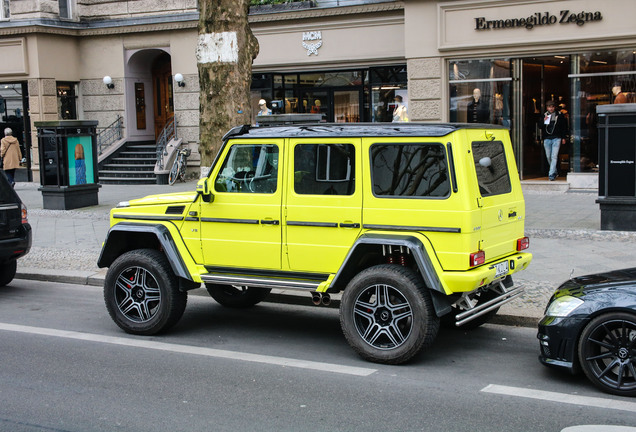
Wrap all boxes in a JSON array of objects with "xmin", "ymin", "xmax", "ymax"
[{"xmin": 16, "ymin": 270, "xmax": 540, "ymax": 329}]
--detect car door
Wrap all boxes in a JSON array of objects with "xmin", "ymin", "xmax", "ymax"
[
  {"xmin": 199, "ymin": 139, "xmax": 283, "ymax": 270},
  {"xmin": 284, "ymin": 138, "xmax": 362, "ymax": 273},
  {"xmin": 469, "ymin": 131, "xmax": 525, "ymax": 267}
]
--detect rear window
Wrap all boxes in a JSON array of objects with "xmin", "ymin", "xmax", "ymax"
[
  {"xmin": 472, "ymin": 140, "xmax": 512, "ymax": 196},
  {"xmin": 370, "ymin": 143, "xmax": 450, "ymax": 198}
]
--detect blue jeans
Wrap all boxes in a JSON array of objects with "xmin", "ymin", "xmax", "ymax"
[{"xmin": 543, "ymin": 138, "xmax": 561, "ymax": 178}]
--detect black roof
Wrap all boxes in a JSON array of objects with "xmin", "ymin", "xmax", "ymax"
[{"xmin": 224, "ymin": 122, "xmax": 507, "ymax": 141}]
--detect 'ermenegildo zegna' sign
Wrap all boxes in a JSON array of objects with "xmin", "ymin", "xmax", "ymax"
[{"xmin": 475, "ymin": 10, "xmax": 603, "ymax": 30}]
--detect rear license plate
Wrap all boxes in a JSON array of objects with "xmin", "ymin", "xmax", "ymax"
[{"xmin": 494, "ymin": 261, "xmax": 509, "ymax": 278}]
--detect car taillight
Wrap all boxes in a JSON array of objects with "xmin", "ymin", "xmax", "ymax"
[
  {"xmin": 470, "ymin": 250, "xmax": 485, "ymax": 267},
  {"xmin": 517, "ymin": 237, "xmax": 529, "ymax": 251},
  {"xmin": 21, "ymin": 203, "xmax": 28, "ymax": 224}
]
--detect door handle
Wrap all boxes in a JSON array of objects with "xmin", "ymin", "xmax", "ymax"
[
  {"xmin": 339, "ymin": 222, "xmax": 360, "ymax": 228},
  {"xmin": 260, "ymin": 219, "xmax": 280, "ymax": 225}
]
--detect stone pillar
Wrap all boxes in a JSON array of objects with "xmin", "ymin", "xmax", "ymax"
[
  {"xmin": 28, "ymin": 78, "xmax": 58, "ymax": 182},
  {"xmin": 407, "ymin": 57, "xmax": 443, "ymax": 122}
]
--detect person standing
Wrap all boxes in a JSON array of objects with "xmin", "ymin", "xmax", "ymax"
[
  {"xmin": 1, "ymin": 128, "xmax": 22, "ymax": 187},
  {"xmin": 392, "ymin": 95, "xmax": 409, "ymax": 122},
  {"xmin": 542, "ymin": 100, "xmax": 568, "ymax": 181}
]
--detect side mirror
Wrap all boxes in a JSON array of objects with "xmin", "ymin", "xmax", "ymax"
[{"xmin": 196, "ymin": 178, "xmax": 214, "ymax": 202}]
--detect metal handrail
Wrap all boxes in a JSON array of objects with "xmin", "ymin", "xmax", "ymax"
[
  {"xmin": 97, "ymin": 115, "xmax": 123, "ymax": 155},
  {"xmin": 156, "ymin": 117, "xmax": 177, "ymax": 170}
]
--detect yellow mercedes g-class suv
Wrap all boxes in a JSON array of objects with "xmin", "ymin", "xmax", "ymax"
[{"xmin": 98, "ymin": 123, "xmax": 532, "ymax": 364}]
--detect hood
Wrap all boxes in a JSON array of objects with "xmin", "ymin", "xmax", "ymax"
[
  {"xmin": 127, "ymin": 191, "xmax": 198, "ymax": 207},
  {"xmin": 553, "ymin": 267, "xmax": 636, "ymax": 299},
  {"xmin": 3, "ymin": 136, "xmax": 18, "ymax": 145}
]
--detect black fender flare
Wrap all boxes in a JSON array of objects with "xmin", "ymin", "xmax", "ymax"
[
  {"xmin": 331, "ymin": 233, "xmax": 452, "ymax": 316},
  {"xmin": 97, "ymin": 222, "xmax": 192, "ymax": 281}
]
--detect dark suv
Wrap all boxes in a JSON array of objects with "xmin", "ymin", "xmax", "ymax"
[{"xmin": 0, "ymin": 172, "xmax": 31, "ymax": 286}]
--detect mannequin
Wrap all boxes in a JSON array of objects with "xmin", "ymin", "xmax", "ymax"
[
  {"xmin": 467, "ymin": 88, "xmax": 489, "ymax": 123},
  {"xmin": 392, "ymin": 95, "xmax": 409, "ymax": 123},
  {"xmin": 257, "ymin": 99, "xmax": 272, "ymax": 115},
  {"xmin": 612, "ymin": 83, "xmax": 628, "ymax": 104},
  {"xmin": 311, "ymin": 99, "xmax": 322, "ymax": 114}
]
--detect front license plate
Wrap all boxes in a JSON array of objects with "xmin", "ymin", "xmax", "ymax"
[{"xmin": 494, "ymin": 261, "xmax": 509, "ymax": 278}]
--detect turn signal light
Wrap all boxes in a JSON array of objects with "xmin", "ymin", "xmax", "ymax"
[
  {"xmin": 470, "ymin": 250, "xmax": 485, "ymax": 267},
  {"xmin": 517, "ymin": 237, "xmax": 529, "ymax": 251}
]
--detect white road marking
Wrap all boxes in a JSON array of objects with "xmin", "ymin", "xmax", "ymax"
[
  {"xmin": 482, "ymin": 384, "xmax": 636, "ymax": 413},
  {"xmin": 0, "ymin": 322, "xmax": 376, "ymax": 377}
]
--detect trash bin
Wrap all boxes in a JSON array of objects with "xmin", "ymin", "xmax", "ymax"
[
  {"xmin": 35, "ymin": 120, "xmax": 101, "ymax": 210},
  {"xmin": 596, "ymin": 104, "xmax": 636, "ymax": 231}
]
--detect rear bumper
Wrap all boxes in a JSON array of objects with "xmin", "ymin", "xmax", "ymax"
[
  {"xmin": 442, "ymin": 252, "xmax": 532, "ymax": 293},
  {"xmin": 0, "ymin": 223, "xmax": 32, "ymax": 263}
]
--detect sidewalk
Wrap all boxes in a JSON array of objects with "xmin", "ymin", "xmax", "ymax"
[{"xmin": 12, "ymin": 180, "xmax": 636, "ymax": 327}]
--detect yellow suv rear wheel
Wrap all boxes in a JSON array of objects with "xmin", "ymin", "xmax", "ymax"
[{"xmin": 340, "ymin": 264, "xmax": 439, "ymax": 364}]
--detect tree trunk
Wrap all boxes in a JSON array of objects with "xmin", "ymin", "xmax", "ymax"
[{"xmin": 197, "ymin": 0, "xmax": 259, "ymax": 168}]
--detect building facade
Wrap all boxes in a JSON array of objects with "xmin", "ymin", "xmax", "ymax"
[{"xmin": 0, "ymin": 0, "xmax": 634, "ymax": 186}]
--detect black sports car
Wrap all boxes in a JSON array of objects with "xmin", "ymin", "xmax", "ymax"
[
  {"xmin": 538, "ymin": 268, "xmax": 636, "ymax": 396},
  {"xmin": 0, "ymin": 172, "xmax": 31, "ymax": 286}
]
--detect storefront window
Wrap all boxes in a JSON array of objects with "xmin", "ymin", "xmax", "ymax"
[
  {"xmin": 370, "ymin": 66, "xmax": 407, "ymax": 122},
  {"xmin": 56, "ymin": 82, "xmax": 77, "ymax": 120},
  {"xmin": 449, "ymin": 59, "xmax": 512, "ymax": 128},
  {"xmin": 251, "ymin": 67, "xmax": 404, "ymax": 123},
  {"xmin": 570, "ymin": 49, "xmax": 636, "ymax": 172}
]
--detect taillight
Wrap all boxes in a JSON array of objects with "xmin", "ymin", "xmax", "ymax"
[
  {"xmin": 517, "ymin": 237, "xmax": 529, "ymax": 251},
  {"xmin": 470, "ymin": 250, "xmax": 485, "ymax": 267},
  {"xmin": 21, "ymin": 203, "xmax": 28, "ymax": 224}
]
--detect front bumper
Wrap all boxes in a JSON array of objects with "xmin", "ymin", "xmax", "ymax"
[{"xmin": 537, "ymin": 315, "xmax": 587, "ymax": 374}]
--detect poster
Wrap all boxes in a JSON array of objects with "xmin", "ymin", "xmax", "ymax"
[{"xmin": 67, "ymin": 136, "xmax": 94, "ymax": 185}]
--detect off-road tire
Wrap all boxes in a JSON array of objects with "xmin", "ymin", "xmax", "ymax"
[
  {"xmin": 205, "ymin": 284, "xmax": 271, "ymax": 308},
  {"xmin": 104, "ymin": 249, "xmax": 187, "ymax": 335},
  {"xmin": 340, "ymin": 264, "xmax": 439, "ymax": 364},
  {"xmin": 0, "ymin": 260, "xmax": 17, "ymax": 287}
]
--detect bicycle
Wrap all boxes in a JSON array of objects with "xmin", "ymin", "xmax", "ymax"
[{"xmin": 168, "ymin": 146, "xmax": 191, "ymax": 185}]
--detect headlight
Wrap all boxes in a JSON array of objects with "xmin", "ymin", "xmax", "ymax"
[
  {"xmin": 545, "ymin": 295, "xmax": 584, "ymax": 317},
  {"xmin": 117, "ymin": 201, "xmax": 130, "ymax": 208}
]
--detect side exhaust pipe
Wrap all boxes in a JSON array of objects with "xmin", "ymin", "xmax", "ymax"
[
  {"xmin": 321, "ymin": 293, "xmax": 331, "ymax": 306},
  {"xmin": 311, "ymin": 291, "xmax": 331, "ymax": 306},
  {"xmin": 311, "ymin": 292, "xmax": 322, "ymax": 306}
]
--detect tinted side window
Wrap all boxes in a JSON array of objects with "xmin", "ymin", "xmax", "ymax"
[
  {"xmin": 294, "ymin": 144, "xmax": 355, "ymax": 195},
  {"xmin": 214, "ymin": 144, "xmax": 278, "ymax": 193},
  {"xmin": 472, "ymin": 140, "xmax": 511, "ymax": 196},
  {"xmin": 371, "ymin": 143, "xmax": 450, "ymax": 198}
]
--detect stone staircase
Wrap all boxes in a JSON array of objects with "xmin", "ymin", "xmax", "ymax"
[{"xmin": 98, "ymin": 141, "xmax": 157, "ymax": 184}]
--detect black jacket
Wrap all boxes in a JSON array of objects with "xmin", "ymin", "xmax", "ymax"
[{"xmin": 542, "ymin": 111, "xmax": 568, "ymax": 140}]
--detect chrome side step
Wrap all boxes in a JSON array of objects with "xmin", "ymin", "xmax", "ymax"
[
  {"xmin": 200, "ymin": 272, "xmax": 323, "ymax": 291},
  {"xmin": 454, "ymin": 282, "xmax": 524, "ymax": 327}
]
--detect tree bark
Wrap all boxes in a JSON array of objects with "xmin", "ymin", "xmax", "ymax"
[{"xmin": 197, "ymin": 0, "xmax": 259, "ymax": 167}]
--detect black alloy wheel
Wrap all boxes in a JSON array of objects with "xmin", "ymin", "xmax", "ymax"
[
  {"xmin": 578, "ymin": 312, "xmax": 636, "ymax": 396},
  {"xmin": 340, "ymin": 264, "xmax": 439, "ymax": 364},
  {"xmin": 104, "ymin": 249, "xmax": 187, "ymax": 335}
]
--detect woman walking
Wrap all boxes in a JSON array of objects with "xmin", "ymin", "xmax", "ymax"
[{"xmin": 1, "ymin": 128, "xmax": 22, "ymax": 187}]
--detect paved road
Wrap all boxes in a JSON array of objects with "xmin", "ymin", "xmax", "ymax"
[{"xmin": 1, "ymin": 279, "xmax": 635, "ymax": 432}]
